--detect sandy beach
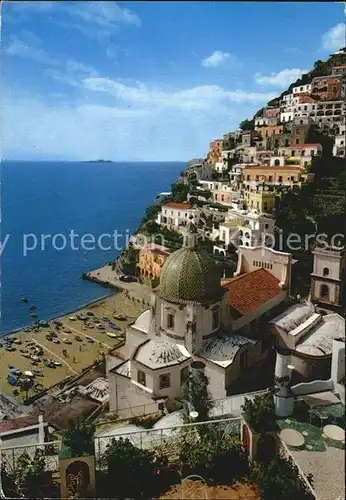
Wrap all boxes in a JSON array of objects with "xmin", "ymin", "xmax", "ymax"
[{"xmin": 0, "ymin": 291, "xmax": 148, "ymax": 401}]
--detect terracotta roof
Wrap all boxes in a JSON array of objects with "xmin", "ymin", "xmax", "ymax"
[
  {"xmin": 0, "ymin": 414, "xmax": 41, "ymax": 433},
  {"xmin": 244, "ymin": 165, "xmax": 301, "ymax": 171},
  {"xmin": 289, "ymin": 143, "xmax": 322, "ymax": 148},
  {"xmin": 222, "ymin": 268, "xmax": 282, "ymax": 316},
  {"xmin": 163, "ymin": 202, "xmax": 192, "ymax": 209}
]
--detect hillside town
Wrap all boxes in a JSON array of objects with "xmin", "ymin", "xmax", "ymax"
[{"xmin": 0, "ymin": 49, "xmax": 345, "ymax": 500}]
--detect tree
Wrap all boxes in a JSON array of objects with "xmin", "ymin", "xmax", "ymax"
[
  {"xmin": 102, "ymin": 437, "xmax": 157, "ymax": 498},
  {"xmin": 182, "ymin": 370, "xmax": 213, "ymax": 423},
  {"xmin": 241, "ymin": 394, "xmax": 276, "ymax": 433},
  {"xmin": 6, "ymin": 449, "xmax": 50, "ymax": 498},
  {"xmin": 171, "ymin": 182, "xmax": 189, "ymax": 203},
  {"xmin": 181, "ymin": 434, "xmax": 249, "ymax": 485},
  {"xmin": 239, "ymin": 119, "xmax": 254, "ymax": 131},
  {"xmin": 62, "ymin": 419, "xmax": 94, "ymax": 457}
]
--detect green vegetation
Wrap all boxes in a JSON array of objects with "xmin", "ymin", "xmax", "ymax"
[
  {"xmin": 180, "ymin": 434, "xmax": 249, "ymax": 485},
  {"xmin": 2, "ymin": 449, "xmax": 55, "ymax": 498},
  {"xmin": 170, "ymin": 181, "xmax": 189, "ymax": 203},
  {"xmin": 182, "ymin": 370, "xmax": 214, "ymax": 423},
  {"xmin": 241, "ymin": 394, "xmax": 276, "ymax": 433},
  {"xmin": 208, "ymin": 203, "xmax": 229, "ymax": 212},
  {"xmin": 239, "ymin": 119, "xmax": 254, "ymax": 131},
  {"xmin": 276, "ymin": 156, "xmax": 346, "ymax": 248},
  {"xmin": 61, "ymin": 419, "xmax": 94, "ymax": 457},
  {"xmin": 250, "ymin": 456, "xmax": 314, "ymax": 500},
  {"xmin": 101, "ymin": 437, "xmax": 159, "ymax": 498}
]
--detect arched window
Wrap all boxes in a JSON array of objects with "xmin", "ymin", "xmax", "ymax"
[
  {"xmin": 320, "ymin": 284, "xmax": 329, "ymax": 299},
  {"xmin": 274, "ymin": 159, "xmax": 280, "ymax": 166},
  {"xmin": 323, "ymin": 267, "xmax": 329, "ymax": 276}
]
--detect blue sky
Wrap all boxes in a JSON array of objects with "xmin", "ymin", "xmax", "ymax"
[{"xmin": 2, "ymin": 1, "xmax": 345, "ymax": 161}]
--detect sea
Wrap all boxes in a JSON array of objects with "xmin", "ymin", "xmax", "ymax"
[{"xmin": 0, "ymin": 161, "xmax": 185, "ymax": 335}]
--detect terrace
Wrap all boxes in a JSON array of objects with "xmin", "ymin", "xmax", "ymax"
[{"xmin": 277, "ymin": 393, "xmax": 345, "ymax": 500}]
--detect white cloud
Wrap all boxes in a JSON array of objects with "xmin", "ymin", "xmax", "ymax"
[
  {"xmin": 201, "ymin": 50, "xmax": 232, "ymax": 68},
  {"xmin": 6, "ymin": 1, "xmax": 141, "ymax": 41},
  {"xmin": 2, "ymin": 79, "xmax": 276, "ymax": 161},
  {"xmin": 83, "ymin": 77, "xmax": 276, "ymax": 110},
  {"xmin": 255, "ymin": 68, "xmax": 308, "ymax": 88},
  {"xmin": 66, "ymin": 2, "xmax": 141, "ymax": 28},
  {"xmin": 4, "ymin": 33, "xmax": 97, "ymax": 85},
  {"xmin": 321, "ymin": 23, "xmax": 346, "ymax": 51},
  {"xmin": 4, "ymin": 34, "xmax": 59, "ymax": 66}
]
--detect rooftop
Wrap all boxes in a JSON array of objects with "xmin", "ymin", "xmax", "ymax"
[
  {"xmin": 244, "ymin": 165, "xmax": 302, "ymax": 171},
  {"xmin": 132, "ymin": 309, "xmax": 150, "ymax": 333},
  {"xmin": 140, "ymin": 243, "xmax": 170, "ymax": 255},
  {"xmin": 135, "ymin": 340, "xmax": 190, "ymax": 369},
  {"xmin": 198, "ymin": 332, "xmax": 256, "ymax": 368},
  {"xmin": 162, "ymin": 202, "xmax": 192, "ymax": 209},
  {"xmin": 289, "ymin": 143, "xmax": 322, "ymax": 148},
  {"xmin": 277, "ymin": 395, "xmax": 345, "ymax": 500},
  {"xmin": 270, "ymin": 303, "xmax": 315, "ymax": 333},
  {"xmin": 0, "ymin": 414, "xmax": 41, "ymax": 434},
  {"xmin": 222, "ymin": 268, "xmax": 283, "ymax": 316},
  {"xmin": 296, "ymin": 313, "xmax": 345, "ymax": 356}
]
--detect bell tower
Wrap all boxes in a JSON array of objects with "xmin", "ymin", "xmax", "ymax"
[{"xmin": 310, "ymin": 246, "xmax": 345, "ymax": 309}]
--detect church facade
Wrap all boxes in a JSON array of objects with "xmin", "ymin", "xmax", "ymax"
[{"xmin": 107, "ymin": 222, "xmax": 293, "ymax": 415}]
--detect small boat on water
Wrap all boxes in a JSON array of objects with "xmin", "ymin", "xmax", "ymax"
[
  {"xmin": 30, "ymin": 305, "xmax": 37, "ymax": 311},
  {"xmin": 21, "ymin": 297, "xmax": 28, "ymax": 303},
  {"xmin": 31, "ymin": 313, "xmax": 38, "ymax": 318}
]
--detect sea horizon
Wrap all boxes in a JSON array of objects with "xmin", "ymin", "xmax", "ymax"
[{"xmin": 0, "ymin": 160, "xmax": 185, "ymax": 335}]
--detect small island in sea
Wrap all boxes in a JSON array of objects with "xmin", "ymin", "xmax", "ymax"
[{"xmin": 85, "ymin": 159, "xmax": 115, "ymax": 163}]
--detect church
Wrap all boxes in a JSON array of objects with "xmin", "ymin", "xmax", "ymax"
[{"xmin": 107, "ymin": 221, "xmax": 293, "ymax": 415}]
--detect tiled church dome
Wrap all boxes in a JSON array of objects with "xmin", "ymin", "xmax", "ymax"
[{"xmin": 154, "ymin": 220, "xmax": 223, "ymax": 304}]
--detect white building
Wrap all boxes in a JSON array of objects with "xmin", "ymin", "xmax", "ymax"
[
  {"xmin": 156, "ymin": 202, "xmax": 200, "ymax": 233},
  {"xmin": 269, "ymin": 302, "xmax": 345, "ymax": 381},
  {"xmin": 212, "ymin": 208, "xmax": 275, "ymax": 253},
  {"xmin": 333, "ymin": 133, "xmax": 346, "ymax": 157},
  {"xmin": 292, "ymin": 83, "xmax": 312, "ymax": 95}
]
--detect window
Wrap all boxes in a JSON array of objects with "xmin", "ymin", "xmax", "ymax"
[
  {"xmin": 268, "ymin": 175, "xmax": 273, "ymax": 182},
  {"xmin": 323, "ymin": 267, "xmax": 330, "ymax": 276},
  {"xmin": 212, "ymin": 309, "xmax": 220, "ymax": 330},
  {"xmin": 159, "ymin": 373, "xmax": 171, "ymax": 389},
  {"xmin": 167, "ymin": 313, "xmax": 175, "ymax": 330},
  {"xmin": 180, "ymin": 366, "xmax": 189, "ymax": 386},
  {"xmin": 320, "ymin": 284, "xmax": 329, "ymax": 299},
  {"xmin": 278, "ymin": 176, "xmax": 283, "ymax": 182},
  {"xmin": 137, "ymin": 370, "xmax": 146, "ymax": 386},
  {"xmin": 274, "ymin": 159, "xmax": 280, "ymax": 166},
  {"xmin": 240, "ymin": 351, "xmax": 248, "ymax": 372},
  {"xmin": 265, "ymin": 223, "xmax": 269, "ymax": 229},
  {"xmin": 247, "ymin": 175, "xmax": 250, "ymax": 181}
]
